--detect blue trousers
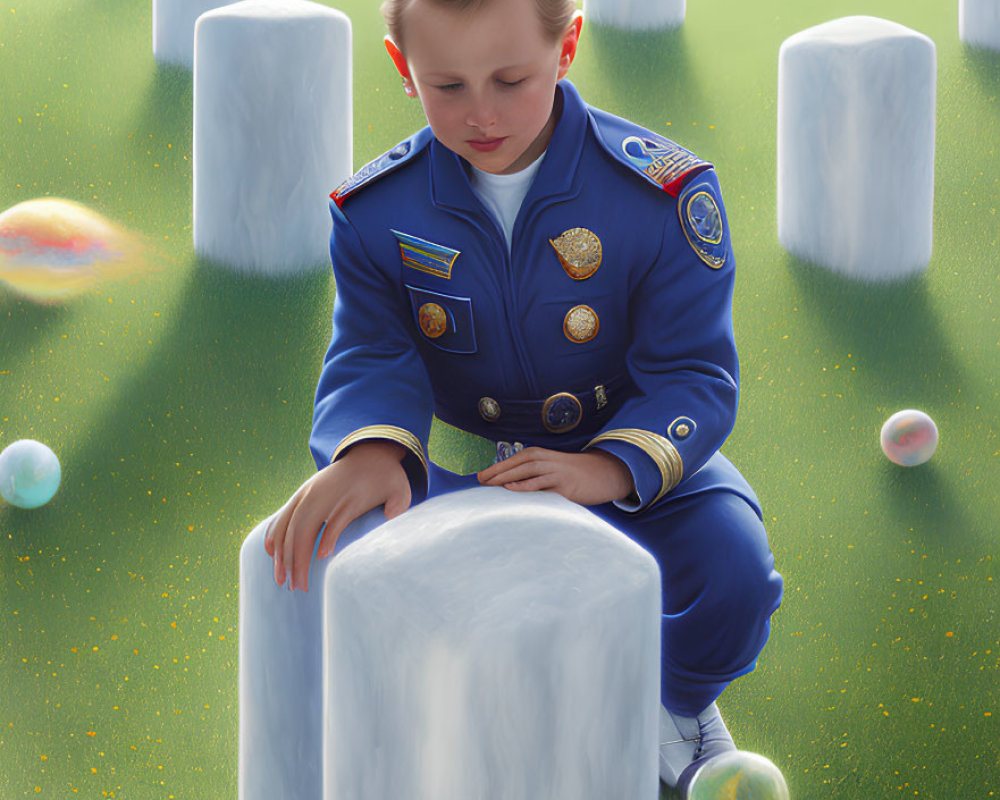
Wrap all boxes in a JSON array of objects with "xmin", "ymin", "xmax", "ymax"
[{"xmin": 426, "ymin": 459, "xmax": 784, "ymax": 718}]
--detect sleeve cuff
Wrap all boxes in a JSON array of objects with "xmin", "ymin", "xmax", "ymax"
[
  {"xmin": 585, "ymin": 428, "xmax": 684, "ymax": 511},
  {"xmin": 584, "ymin": 439, "xmax": 651, "ymax": 512},
  {"xmin": 332, "ymin": 425, "xmax": 429, "ymax": 503}
]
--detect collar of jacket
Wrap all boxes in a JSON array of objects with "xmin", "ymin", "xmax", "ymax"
[{"xmin": 427, "ymin": 79, "xmax": 588, "ymax": 222}]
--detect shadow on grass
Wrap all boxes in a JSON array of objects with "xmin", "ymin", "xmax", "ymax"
[
  {"xmin": 878, "ymin": 459, "xmax": 977, "ymax": 545},
  {"xmin": 125, "ymin": 64, "xmax": 196, "ymax": 228},
  {"xmin": 3, "ymin": 258, "xmax": 336, "ymax": 575},
  {"xmin": 786, "ymin": 256, "xmax": 982, "ymax": 545},
  {"xmin": 0, "ymin": 292, "xmax": 71, "ymax": 359},
  {"xmin": 160, "ymin": 256, "xmax": 335, "ymax": 410},
  {"xmin": 584, "ymin": 24, "xmax": 701, "ymax": 129},
  {"xmin": 785, "ymin": 255, "xmax": 967, "ymax": 407},
  {"xmin": 659, "ymin": 781, "xmax": 679, "ymax": 799},
  {"xmin": 962, "ymin": 44, "xmax": 1000, "ymax": 97},
  {"xmin": 0, "ymin": 259, "xmax": 335, "ymax": 778},
  {"xmin": 138, "ymin": 63, "xmax": 195, "ymax": 135}
]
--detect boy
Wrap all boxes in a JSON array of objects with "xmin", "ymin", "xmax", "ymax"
[{"xmin": 265, "ymin": 0, "xmax": 783, "ymax": 792}]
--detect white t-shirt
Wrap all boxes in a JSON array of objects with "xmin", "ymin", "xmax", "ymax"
[{"xmin": 469, "ymin": 153, "xmax": 546, "ymax": 251}]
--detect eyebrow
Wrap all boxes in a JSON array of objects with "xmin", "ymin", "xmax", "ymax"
[{"xmin": 421, "ymin": 64, "xmax": 532, "ymax": 81}]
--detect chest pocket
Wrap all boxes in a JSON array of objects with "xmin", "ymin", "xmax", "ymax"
[{"xmin": 405, "ymin": 285, "xmax": 478, "ymax": 354}]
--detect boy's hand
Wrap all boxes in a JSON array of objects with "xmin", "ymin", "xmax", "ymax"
[
  {"xmin": 264, "ymin": 440, "xmax": 411, "ymax": 592},
  {"xmin": 477, "ymin": 447, "xmax": 634, "ymax": 507}
]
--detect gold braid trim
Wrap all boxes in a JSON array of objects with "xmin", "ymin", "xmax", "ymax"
[
  {"xmin": 332, "ymin": 425, "xmax": 428, "ymax": 475},
  {"xmin": 585, "ymin": 428, "xmax": 684, "ymax": 508}
]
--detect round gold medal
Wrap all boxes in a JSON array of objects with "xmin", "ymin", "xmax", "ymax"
[
  {"xmin": 418, "ymin": 302, "xmax": 447, "ymax": 338},
  {"xmin": 549, "ymin": 228, "xmax": 602, "ymax": 280}
]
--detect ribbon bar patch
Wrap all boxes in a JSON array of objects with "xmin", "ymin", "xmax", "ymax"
[{"xmin": 391, "ymin": 230, "xmax": 460, "ymax": 279}]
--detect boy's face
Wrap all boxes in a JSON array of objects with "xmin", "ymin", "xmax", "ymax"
[{"xmin": 395, "ymin": 0, "xmax": 577, "ymax": 174}]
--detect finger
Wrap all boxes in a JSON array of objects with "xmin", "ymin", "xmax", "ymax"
[
  {"xmin": 502, "ymin": 475, "xmax": 558, "ymax": 493},
  {"xmin": 270, "ymin": 501, "xmax": 298, "ymax": 586},
  {"xmin": 477, "ymin": 462, "xmax": 505, "ymax": 482},
  {"xmin": 293, "ymin": 519, "xmax": 324, "ymax": 594},
  {"xmin": 316, "ymin": 506, "xmax": 355, "ymax": 561},
  {"xmin": 264, "ymin": 498, "xmax": 294, "ymax": 557},
  {"xmin": 481, "ymin": 460, "xmax": 552, "ymax": 486},
  {"xmin": 477, "ymin": 449, "xmax": 536, "ymax": 481},
  {"xmin": 264, "ymin": 519, "xmax": 275, "ymax": 556},
  {"xmin": 295, "ymin": 517, "xmax": 332, "ymax": 592},
  {"xmin": 283, "ymin": 499, "xmax": 322, "ymax": 592},
  {"xmin": 478, "ymin": 456, "xmax": 538, "ymax": 482},
  {"xmin": 273, "ymin": 489, "xmax": 308, "ymax": 584}
]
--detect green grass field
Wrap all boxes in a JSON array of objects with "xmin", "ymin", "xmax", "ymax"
[{"xmin": 1, "ymin": 1, "xmax": 997, "ymax": 797}]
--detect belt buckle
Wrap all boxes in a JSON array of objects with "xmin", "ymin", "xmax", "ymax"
[
  {"xmin": 495, "ymin": 441, "xmax": 525, "ymax": 462},
  {"xmin": 541, "ymin": 392, "xmax": 583, "ymax": 434}
]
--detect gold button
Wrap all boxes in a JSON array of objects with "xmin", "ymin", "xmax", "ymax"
[
  {"xmin": 418, "ymin": 302, "xmax": 448, "ymax": 338},
  {"xmin": 478, "ymin": 396, "xmax": 501, "ymax": 422},
  {"xmin": 549, "ymin": 228, "xmax": 602, "ymax": 280},
  {"xmin": 564, "ymin": 305, "xmax": 599, "ymax": 343},
  {"xmin": 668, "ymin": 416, "xmax": 696, "ymax": 441}
]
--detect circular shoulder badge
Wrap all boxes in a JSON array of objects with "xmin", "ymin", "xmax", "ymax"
[{"xmin": 678, "ymin": 182, "xmax": 728, "ymax": 269}]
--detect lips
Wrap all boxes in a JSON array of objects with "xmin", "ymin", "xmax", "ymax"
[{"xmin": 467, "ymin": 137, "xmax": 507, "ymax": 152}]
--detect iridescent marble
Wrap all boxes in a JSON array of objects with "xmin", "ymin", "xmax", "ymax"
[
  {"xmin": 0, "ymin": 439, "xmax": 62, "ymax": 509},
  {"xmin": 880, "ymin": 409, "xmax": 938, "ymax": 466},
  {"xmin": 688, "ymin": 750, "xmax": 790, "ymax": 800},
  {"xmin": 0, "ymin": 199, "xmax": 145, "ymax": 303}
]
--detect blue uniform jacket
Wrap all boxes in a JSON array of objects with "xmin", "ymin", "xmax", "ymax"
[{"xmin": 311, "ymin": 80, "xmax": 759, "ymax": 516}]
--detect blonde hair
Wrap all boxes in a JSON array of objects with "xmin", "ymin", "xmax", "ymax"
[{"xmin": 382, "ymin": 0, "xmax": 577, "ymax": 48}]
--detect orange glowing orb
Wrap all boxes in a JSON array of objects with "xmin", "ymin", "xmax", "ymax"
[{"xmin": 0, "ymin": 198, "xmax": 146, "ymax": 303}]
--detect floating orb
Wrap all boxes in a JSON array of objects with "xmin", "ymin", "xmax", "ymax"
[
  {"xmin": 0, "ymin": 439, "xmax": 62, "ymax": 509},
  {"xmin": 688, "ymin": 750, "xmax": 790, "ymax": 800},
  {"xmin": 880, "ymin": 409, "xmax": 938, "ymax": 466},
  {"xmin": 0, "ymin": 198, "xmax": 145, "ymax": 303}
]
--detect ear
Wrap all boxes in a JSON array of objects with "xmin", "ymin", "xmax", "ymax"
[
  {"xmin": 384, "ymin": 35, "xmax": 410, "ymax": 79},
  {"xmin": 557, "ymin": 11, "xmax": 583, "ymax": 80}
]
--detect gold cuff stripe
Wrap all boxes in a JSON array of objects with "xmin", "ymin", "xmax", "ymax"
[
  {"xmin": 332, "ymin": 425, "xmax": 428, "ymax": 474},
  {"xmin": 585, "ymin": 428, "xmax": 684, "ymax": 507}
]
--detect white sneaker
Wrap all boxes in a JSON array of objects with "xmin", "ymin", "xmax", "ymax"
[
  {"xmin": 658, "ymin": 704, "xmax": 700, "ymax": 786},
  {"xmin": 658, "ymin": 702, "xmax": 736, "ymax": 791}
]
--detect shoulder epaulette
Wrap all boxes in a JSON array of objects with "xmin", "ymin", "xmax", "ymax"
[
  {"xmin": 330, "ymin": 129, "xmax": 433, "ymax": 208},
  {"xmin": 589, "ymin": 108, "xmax": 712, "ymax": 198}
]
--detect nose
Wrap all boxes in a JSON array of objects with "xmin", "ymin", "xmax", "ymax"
[{"xmin": 465, "ymin": 89, "xmax": 497, "ymax": 131}]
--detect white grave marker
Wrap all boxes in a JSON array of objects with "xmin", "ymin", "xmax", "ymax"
[
  {"xmin": 583, "ymin": 0, "xmax": 685, "ymax": 30},
  {"xmin": 960, "ymin": 0, "xmax": 1000, "ymax": 51},
  {"xmin": 778, "ymin": 16, "xmax": 936, "ymax": 281},
  {"xmin": 153, "ymin": 0, "xmax": 239, "ymax": 69},
  {"xmin": 239, "ymin": 487, "xmax": 661, "ymax": 800},
  {"xmin": 193, "ymin": 0, "xmax": 352, "ymax": 274}
]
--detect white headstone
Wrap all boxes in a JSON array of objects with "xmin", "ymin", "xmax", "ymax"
[
  {"xmin": 193, "ymin": 0, "xmax": 352, "ymax": 274},
  {"xmin": 152, "ymin": 0, "xmax": 239, "ymax": 69},
  {"xmin": 583, "ymin": 0, "xmax": 685, "ymax": 30},
  {"xmin": 239, "ymin": 506, "xmax": 384, "ymax": 800},
  {"xmin": 960, "ymin": 0, "xmax": 1000, "ymax": 50},
  {"xmin": 238, "ymin": 488, "xmax": 662, "ymax": 800},
  {"xmin": 777, "ymin": 16, "xmax": 937, "ymax": 281}
]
